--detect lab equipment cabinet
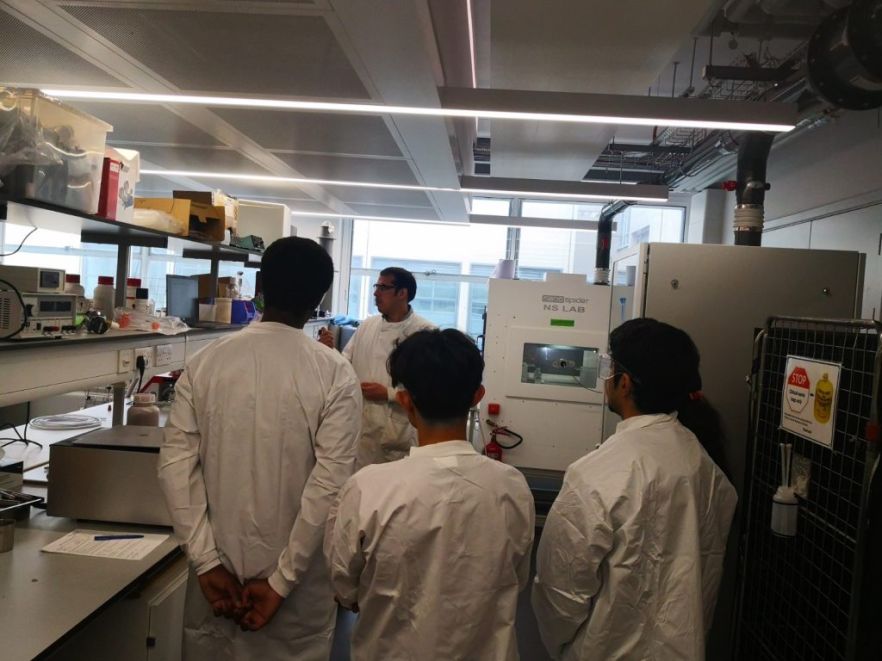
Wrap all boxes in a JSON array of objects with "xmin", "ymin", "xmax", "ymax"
[{"xmin": 44, "ymin": 555, "xmax": 188, "ymax": 661}]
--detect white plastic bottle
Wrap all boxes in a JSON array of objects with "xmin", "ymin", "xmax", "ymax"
[
  {"xmin": 93, "ymin": 276, "xmax": 115, "ymax": 321},
  {"xmin": 64, "ymin": 273, "xmax": 88, "ymax": 316},
  {"xmin": 64, "ymin": 273, "xmax": 85, "ymax": 298},
  {"xmin": 134, "ymin": 287, "xmax": 150, "ymax": 314}
]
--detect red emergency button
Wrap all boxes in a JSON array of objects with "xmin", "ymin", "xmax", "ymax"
[{"xmin": 487, "ymin": 403, "xmax": 501, "ymax": 416}]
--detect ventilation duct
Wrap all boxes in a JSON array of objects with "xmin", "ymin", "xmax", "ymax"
[
  {"xmin": 594, "ymin": 200, "xmax": 631, "ymax": 284},
  {"xmin": 733, "ymin": 132, "xmax": 774, "ymax": 246},
  {"xmin": 317, "ymin": 222, "xmax": 335, "ymax": 314},
  {"xmin": 807, "ymin": 0, "xmax": 882, "ymax": 110}
]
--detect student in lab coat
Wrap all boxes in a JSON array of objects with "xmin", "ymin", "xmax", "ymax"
[
  {"xmin": 532, "ymin": 318, "xmax": 737, "ymax": 661},
  {"xmin": 325, "ymin": 329, "xmax": 535, "ymax": 660},
  {"xmin": 319, "ymin": 266, "xmax": 434, "ymax": 468},
  {"xmin": 158, "ymin": 237, "xmax": 362, "ymax": 661}
]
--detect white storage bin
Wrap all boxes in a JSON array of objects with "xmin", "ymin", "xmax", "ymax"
[{"xmin": 0, "ymin": 87, "xmax": 113, "ymax": 214}]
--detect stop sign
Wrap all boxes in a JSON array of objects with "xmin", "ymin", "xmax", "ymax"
[{"xmin": 786, "ymin": 366, "xmax": 810, "ymax": 413}]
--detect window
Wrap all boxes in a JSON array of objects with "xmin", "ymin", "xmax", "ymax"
[
  {"xmin": 348, "ymin": 219, "xmax": 508, "ymax": 331},
  {"xmin": 348, "ymin": 256, "xmax": 364, "ymax": 318},
  {"xmin": 373, "ymin": 258, "xmax": 461, "ymax": 329},
  {"xmin": 616, "ymin": 205, "xmax": 685, "ymax": 251},
  {"xmin": 345, "ymin": 203, "xmax": 686, "ymax": 335},
  {"xmin": 0, "ymin": 225, "xmax": 255, "ymax": 313},
  {"xmin": 467, "ymin": 264, "xmax": 495, "ymax": 338},
  {"xmin": 470, "ymin": 197, "xmax": 511, "ymax": 216}
]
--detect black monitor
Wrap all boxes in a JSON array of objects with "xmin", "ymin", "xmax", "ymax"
[{"xmin": 165, "ymin": 275, "xmax": 199, "ymax": 323}]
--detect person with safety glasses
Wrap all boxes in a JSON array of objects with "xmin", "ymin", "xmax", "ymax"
[
  {"xmin": 532, "ymin": 318, "xmax": 737, "ymax": 660},
  {"xmin": 320, "ymin": 266, "xmax": 435, "ymax": 468}
]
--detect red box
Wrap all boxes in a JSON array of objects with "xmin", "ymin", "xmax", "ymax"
[
  {"xmin": 487, "ymin": 403, "xmax": 501, "ymax": 416},
  {"xmin": 98, "ymin": 157, "xmax": 121, "ymax": 219}
]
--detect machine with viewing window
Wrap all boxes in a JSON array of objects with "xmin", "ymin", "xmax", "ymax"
[{"xmin": 480, "ymin": 273, "xmax": 612, "ymax": 472}]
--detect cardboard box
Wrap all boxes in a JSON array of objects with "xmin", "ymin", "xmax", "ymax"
[
  {"xmin": 197, "ymin": 274, "xmax": 236, "ymax": 299},
  {"xmin": 174, "ymin": 190, "xmax": 239, "ymax": 233},
  {"xmin": 133, "ymin": 197, "xmax": 226, "ymax": 241}
]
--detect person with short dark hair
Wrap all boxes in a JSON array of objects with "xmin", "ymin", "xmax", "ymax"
[
  {"xmin": 325, "ymin": 329, "xmax": 535, "ymax": 660},
  {"xmin": 320, "ymin": 265, "xmax": 434, "ymax": 468},
  {"xmin": 532, "ymin": 318, "xmax": 737, "ymax": 661},
  {"xmin": 159, "ymin": 237, "xmax": 362, "ymax": 660}
]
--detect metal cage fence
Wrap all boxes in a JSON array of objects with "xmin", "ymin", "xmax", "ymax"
[{"xmin": 736, "ymin": 317, "xmax": 881, "ymax": 661}]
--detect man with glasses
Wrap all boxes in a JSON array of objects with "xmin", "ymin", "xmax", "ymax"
[
  {"xmin": 320, "ymin": 266, "xmax": 434, "ymax": 468},
  {"xmin": 532, "ymin": 318, "xmax": 736, "ymax": 660}
]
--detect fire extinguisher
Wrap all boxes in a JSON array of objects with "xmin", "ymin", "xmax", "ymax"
[
  {"xmin": 483, "ymin": 421, "xmax": 524, "ymax": 461},
  {"xmin": 484, "ymin": 437, "xmax": 503, "ymax": 461}
]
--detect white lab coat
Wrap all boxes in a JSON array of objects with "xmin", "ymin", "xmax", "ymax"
[
  {"xmin": 532, "ymin": 413, "xmax": 737, "ymax": 661},
  {"xmin": 158, "ymin": 322, "xmax": 362, "ymax": 661},
  {"xmin": 342, "ymin": 310, "xmax": 435, "ymax": 468},
  {"xmin": 325, "ymin": 441, "xmax": 536, "ymax": 660}
]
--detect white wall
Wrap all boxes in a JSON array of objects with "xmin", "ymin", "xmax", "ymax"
[{"xmin": 713, "ymin": 109, "xmax": 882, "ymax": 319}]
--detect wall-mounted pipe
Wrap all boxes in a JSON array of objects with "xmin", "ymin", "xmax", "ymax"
[
  {"xmin": 595, "ymin": 200, "xmax": 632, "ymax": 284},
  {"xmin": 317, "ymin": 221, "xmax": 335, "ymax": 313},
  {"xmin": 733, "ymin": 132, "xmax": 774, "ymax": 246}
]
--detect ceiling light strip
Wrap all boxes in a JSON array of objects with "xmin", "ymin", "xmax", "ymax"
[
  {"xmin": 141, "ymin": 169, "xmax": 657, "ymax": 202},
  {"xmin": 469, "ymin": 214, "xmax": 612, "ymax": 231},
  {"xmin": 460, "ymin": 175, "xmax": 669, "ymax": 203},
  {"xmin": 141, "ymin": 169, "xmax": 459, "ymax": 194},
  {"xmin": 465, "ymin": 0, "xmax": 478, "ymax": 89},
  {"xmin": 440, "ymin": 86, "xmax": 797, "ymax": 132},
  {"xmin": 42, "ymin": 87, "xmax": 796, "ymax": 132},
  {"xmin": 289, "ymin": 210, "xmax": 469, "ymax": 226}
]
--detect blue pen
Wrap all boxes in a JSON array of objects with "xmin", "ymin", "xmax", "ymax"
[{"xmin": 93, "ymin": 534, "xmax": 144, "ymax": 541}]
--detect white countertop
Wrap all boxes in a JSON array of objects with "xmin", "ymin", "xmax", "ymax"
[
  {"xmin": 0, "ymin": 512, "xmax": 180, "ymax": 661},
  {"xmin": 1, "ymin": 405, "xmax": 180, "ymax": 660}
]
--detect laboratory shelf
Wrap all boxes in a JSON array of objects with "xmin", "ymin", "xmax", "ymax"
[{"xmin": 0, "ymin": 197, "xmax": 263, "ymax": 263}]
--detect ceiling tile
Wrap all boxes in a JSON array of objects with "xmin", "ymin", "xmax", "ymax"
[
  {"xmin": 320, "ymin": 185, "xmax": 434, "ymax": 207},
  {"xmin": 136, "ymin": 145, "xmax": 269, "ymax": 174},
  {"xmin": 273, "ymin": 153, "xmax": 418, "ymax": 185},
  {"xmin": 69, "ymin": 101, "xmax": 222, "ymax": 146},
  {"xmin": 211, "ymin": 108, "xmax": 402, "ymax": 157},
  {"xmin": 347, "ymin": 204, "xmax": 439, "ymax": 220},
  {"xmin": 197, "ymin": 179, "xmax": 313, "ymax": 200},
  {"xmin": 0, "ymin": 11, "xmax": 125, "ymax": 87},
  {"xmin": 136, "ymin": 173, "xmax": 181, "ymax": 195},
  {"xmin": 61, "ymin": 7, "xmax": 369, "ymax": 98}
]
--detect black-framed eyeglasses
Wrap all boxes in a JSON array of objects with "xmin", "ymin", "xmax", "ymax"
[{"xmin": 373, "ymin": 283, "xmax": 396, "ymax": 292}]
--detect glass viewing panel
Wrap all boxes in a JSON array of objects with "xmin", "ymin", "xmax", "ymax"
[{"xmin": 521, "ymin": 343, "xmax": 600, "ymax": 388}]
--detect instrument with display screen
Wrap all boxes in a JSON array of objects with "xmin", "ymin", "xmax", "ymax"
[
  {"xmin": 0, "ymin": 265, "xmax": 65, "ymax": 293},
  {"xmin": 481, "ymin": 275, "xmax": 612, "ymax": 471},
  {"xmin": 16, "ymin": 292, "xmax": 79, "ymax": 338}
]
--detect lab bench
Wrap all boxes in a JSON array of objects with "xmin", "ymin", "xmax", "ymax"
[
  {"xmin": 0, "ymin": 327, "xmax": 236, "ymax": 410},
  {"xmin": 1, "ymin": 403, "xmax": 186, "ymax": 661},
  {"xmin": 1, "ymin": 513, "xmax": 185, "ymax": 661}
]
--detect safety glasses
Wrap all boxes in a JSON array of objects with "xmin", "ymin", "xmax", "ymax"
[{"xmin": 597, "ymin": 353, "xmax": 614, "ymax": 382}]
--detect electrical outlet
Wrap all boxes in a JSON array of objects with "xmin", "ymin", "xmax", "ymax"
[
  {"xmin": 134, "ymin": 347, "xmax": 153, "ymax": 370},
  {"xmin": 118, "ymin": 349, "xmax": 134, "ymax": 374},
  {"xmin": 155, "ymin": 344, "xmax": 173, "ymax": 367}
]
